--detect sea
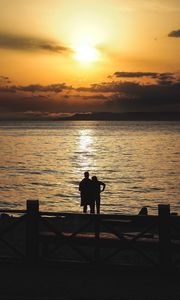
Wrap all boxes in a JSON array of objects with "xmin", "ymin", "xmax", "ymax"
[{"xmin": 0, "ymin": 120, "xmax": 179, "ymax": 215}]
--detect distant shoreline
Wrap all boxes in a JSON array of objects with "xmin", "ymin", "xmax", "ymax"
[
  {"xmin": 58, "ymin": 112, "xmax": 180, "ymax": 121},
  {"xmin": 0, "ymin": 112, "xmax": 180, "ymax": 122}
]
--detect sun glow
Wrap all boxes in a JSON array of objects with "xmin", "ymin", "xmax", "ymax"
[{"xmin": 74, "ymin": 44, "xmax": 99, "ymax": 63}]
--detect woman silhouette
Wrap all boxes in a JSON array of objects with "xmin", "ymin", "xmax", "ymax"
[{"xmin": 92, "ymin": 176, "xmax": 106, "ymax": 214}]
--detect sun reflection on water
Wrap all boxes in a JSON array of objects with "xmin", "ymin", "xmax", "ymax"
[
  {"xmin": 79, "ymin": 129, "xmax": 93, "ymax": 151},
  {"xmin": 77, "ymin": 129, "xmax": 96, "ymax": 171}
]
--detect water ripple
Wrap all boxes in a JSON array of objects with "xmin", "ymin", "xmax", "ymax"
[{"xmin": 0, "ymin": 120, "xmax": 179, "ymax": 214}]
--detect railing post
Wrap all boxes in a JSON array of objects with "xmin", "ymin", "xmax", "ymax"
[
  {"xmin": 26, "ymin": 200, "xmax": 39, "ymax": 263},
  {"xmin": 158, "ymin": 204, "xmax": 171, "ymax": 270},
  {"xmin": 94, "ymin": 215, "xmax": 100, "ymax": 263}
]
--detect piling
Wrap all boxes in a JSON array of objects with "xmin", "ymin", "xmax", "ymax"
[{"xmin": 26, "ymin": 200, "xmax": 39, "ymax": 263}]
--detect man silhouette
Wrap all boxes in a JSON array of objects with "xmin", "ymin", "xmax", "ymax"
[{"xmin": 79, "ymin": 171, "xmax": 94, "ymax": 213}]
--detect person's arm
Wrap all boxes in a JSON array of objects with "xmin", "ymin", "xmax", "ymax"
[
  {"xmin": 100, "ymin": 182, "xmax": 106, "ymax": 192},
  {"xmin": 79, "ymin": 181, "xmax": 82, "ymax": 191}
]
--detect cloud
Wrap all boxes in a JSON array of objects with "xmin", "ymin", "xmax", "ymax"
[
  {"xmin": 0, "ymin": 83, "xmax": 73, "ymax": 94},
  {"xmin": 0, "ymin": 32, "xmax": 72, "ymax": 53},
  {"xmin": 113, "ymin": 71, "xmax": 174, "ymax": 79},
  {"xmin": 105, "ymin": 81, "xmax": 180, "ymax": 112},
  {"xmin": 76, "ymin": 82, "xmax": 123, "ymax": 93},
  {"xmin": 0, "ymin": 93, "xmax": 104, "ymax": 115},
  {"xmin": 87, "ymin": 72, "xmax": 177, "ymax": 98},
  {"xmin": 168, "ymin": 29, "xmax": 180, "ymax": 38},
  {"xmin": 0, "ymin": 94, "xmax": 51, "ymax": 113},
  {"xmin": 0, "ymin": 75, "xmax": 179, "ymax": 117},
  {"xmin": 0, "ymin": 75, "xmax": 11, "ymax": 84},
  {"xmin": 75, "ymin": 79, "xmax": 180, "ymax": 112},
  {"xmin": 82, "ymin": 94, "xmax": 107, "ymax": 100},
  {"xmin": 158, "ymin": 73, "xmax": 175, "ymax": 80},
  {"xmin": 0, "ymin": 75, "xmax": 10, "ymax": 81},
  {"xmin": 114, "ymin": 72, "xmax": 159, "ymax": 78},
  {"xmin": 17, "ymin": 83, "xmax": 73, "ymax": 93},
  {"xmin": 62, "ymin": 93, "xmax": 107, "ymax": 100},
  {"xmin": 0, "ymin": 86, "xmax": 16, "ymax": 93}
]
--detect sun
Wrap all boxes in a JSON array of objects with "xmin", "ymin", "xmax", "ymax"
[{"xmin": 74, "ymin": 44, "xmax": 99, "ymax": 63}]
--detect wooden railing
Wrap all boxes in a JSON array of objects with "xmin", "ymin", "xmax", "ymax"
[{"xmin": 0, "ymin": 200, "xmax": 180, "ymax": 269}]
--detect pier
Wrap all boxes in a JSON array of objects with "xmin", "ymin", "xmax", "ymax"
[
  {"xmin": 1, "ymin": 201, "xmax": 180, "ymax": 299},
  {"xmin": 0, "ymin": 200, "xmax": 180, "ymax": 269}
]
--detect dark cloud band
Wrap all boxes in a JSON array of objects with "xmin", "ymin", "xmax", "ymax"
[
  {"xmin": 168, "ymin": 29, "xmax": 180, "ymax": 38},
  {"xmin": 17, "ymin": 83, "xmax": 73, "ymax": 93},
  {"xmin": 0, "ymin": 83, "xmax": 73, "ymax": 93},
  {"xmin": 113, "ymin": 72, "xmax": 174, "ymax": 79},
  {"xmin": 114, "ymin": 72, "xmax": 158, "ymax": 78},
  {"xmin": 0, "ymin": 32, "xmax": 72, "ymax": 53},
  {"xmin": 0, "ymin": 73, "xmax": 179, "ymax": 116}
]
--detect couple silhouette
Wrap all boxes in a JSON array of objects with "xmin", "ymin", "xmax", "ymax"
[{"xmin": 79, "ymin": 171, "xmax": 106, "ymax": 214}]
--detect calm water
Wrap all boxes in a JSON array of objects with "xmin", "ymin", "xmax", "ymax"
[{"xmin": 0, "ymin": 121, "xmax": 179, "ymax": 215}]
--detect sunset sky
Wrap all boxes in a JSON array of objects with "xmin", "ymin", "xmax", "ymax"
[{"xmin": 0, "ymin": 0, "xmax": 180, "ymax": 119}]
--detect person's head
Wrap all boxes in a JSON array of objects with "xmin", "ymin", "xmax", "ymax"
[
  {"xmin": 84, "ymin": 171, "xmax": 89, "ymax": 179},
  {"xmin": 92, "ymin": 176, "xmax": 97, "ymax": 182}
]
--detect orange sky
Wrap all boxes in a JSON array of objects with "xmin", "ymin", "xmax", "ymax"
[{"xmin": 0, "ymin": 0, "xmax": 180, "ymax": 118}]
